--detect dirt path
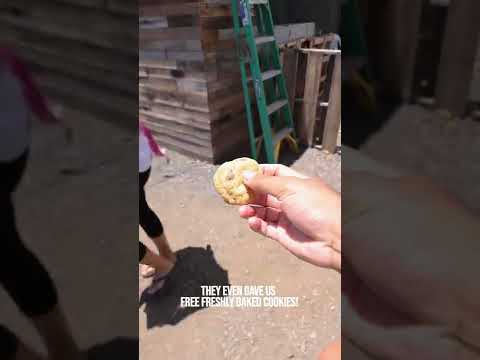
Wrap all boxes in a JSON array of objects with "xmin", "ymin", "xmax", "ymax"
[
  {"xmin": 139, "ymin": 149, "xmax": 341, "ymax": 360},
  {"xmin": 0, "ymin": 108, "xmax": 340, "ymax": 359}
]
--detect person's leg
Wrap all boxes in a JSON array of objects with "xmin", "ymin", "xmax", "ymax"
[
  {"xmin": 139, "ymin": 242, "xmax": 174, "ymax": 274},
  {"xmin": 139, "ymin": 170, "xmax": 176, "ymax": 262},
  {"xmin": 151, "ymin": 234, "xmax": 176, "ymax": 263},
  {"xmin": 0, "ymin": 325, "xmax": 44, "ymax": 360},
  {"xmin": 0, "ymin": 155, "xmax": 81, "ymax": 360},
  {"xmin": 139, "ymin": 242, "xmax": 174, "ymax": 294},
  {"xmin": 0, "ymin": 197, "xmax": 81, "ymax": 360}
]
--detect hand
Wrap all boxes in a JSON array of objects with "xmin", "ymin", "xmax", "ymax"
[{"xmin": 239, "ymin": 164, "xmax": 341, "ymax": 271}]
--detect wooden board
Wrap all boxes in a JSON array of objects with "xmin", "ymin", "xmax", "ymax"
[
  {"xmin": 298, "ymin": 52, "xmax": 323, "ymax": 147},
  {"xmin": 282, "ymin": 48, "xmax": 299, "ymax": 111},
  {"xmin": 322, "ymin": 55, "xmax": 341, "ymax": 153}
]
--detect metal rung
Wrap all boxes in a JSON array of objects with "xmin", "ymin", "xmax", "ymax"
[
  {"xmin": 250, "ymin": 0, "xmax": 268, "ymax": 4},
  {"xmin": 255, "ymin": 36, "xmax": 275, "ymax": 45},
  {"xmin": 272, "ymin": 127, "xmax": 294, "ymax": 146},
  {"xmin": 267, "ymin": 99, "xmax": 288, "ymax": 115},
  {"xmin": 247, "ymin": 69, "xmax": 281, "ymax": 82},
  {"xmin": 261, "ymin": 69, "xmax": 281, "ymax": 81}
]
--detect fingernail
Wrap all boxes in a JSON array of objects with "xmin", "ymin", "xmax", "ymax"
[{"xmin": 243, "ymin": 171, "xmax": 256, "ymax": 182}]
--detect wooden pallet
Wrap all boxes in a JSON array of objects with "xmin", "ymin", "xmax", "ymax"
[{"xmin": 278, "ymin": 33, "xmax": 341, "ymax": 152}]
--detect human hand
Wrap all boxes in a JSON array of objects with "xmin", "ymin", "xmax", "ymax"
[{"xmin": 239, "ymin": 164, "xmax": 341, "ymax": 271}]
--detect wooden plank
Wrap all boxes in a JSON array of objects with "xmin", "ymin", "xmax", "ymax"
[
  {"xmin": 143, "ymin": 118, "xmax": 212, "ymax": 144},
  {"xmin": 140, "ymin": 108, "xmax": 210, "ymax": 131},
  {"xmin": 401, "ymin": 0, "xmax": 423, "ymax": 101},
  {"xmin": 150, "ymin": 103, "xmax": 211, "ymax": 124},
  {"xmin": 199, "ymin": 4, "xmax": 231, "ymax": 17},
  {"xmin": 152, "ymin": 132, "xmax": 213, "ymax": 161},
  {"xmin": 140, "ymin": 59, "xmax": 205, "ymax": 71},
  {"xmin": 200, "ymin": 16, "xmax": 233, "ymax": 30},
  {"xmin": 142, "ymin": 90, "xmax": 209, "ymax": 113},
  {"xmin": 140, "ymin": 27, "xmax": 201, "ymax": 42},
  {"xmin": 0, "ymin": 4, "xmax": 137, "ymax": 53},
  {"xmin": 146, "ymin": 129, "xmax": 214, "ymax": 162},
  {"xmin": 282, "ymin": 48, "xmax": 299, "ymax": 111},
  {"xmin": 3, "ymin": 0, "xmax": 104, "ymax": 12},
  {"xmin": 167, "ymin": 15, "xmax": 198, "ymax": 27},
  {"xmin": 211, "ymin": 114, "xmax": 250, "ymax": 162},
  {"xmin": 142, "ymin": 67, "xmax": 206, "ymax": 81},
  {"xmin": 298, "ymin": 52, "xmax": 323, "ymax": 147},
  {"xmin": 107, "ymin": 0, "xmax": 137, "ymax": 15},
  {"xmin": 140, "ymin": 3, "xmax": 199, "ymax": 16},
  {"xmin": 0, "ymin": 22, "xmax": 137, "ymax": 70},
  {"xmin": 15, "ymin": 45, "xmax": 136, "ymax": 94},
  {"xmin": 322, "ymin": 55, "xmax": 341, "ymax": 153},
  {"xmin": 435, "ymin": 0, "xmax": 480, "ymax": 115}
]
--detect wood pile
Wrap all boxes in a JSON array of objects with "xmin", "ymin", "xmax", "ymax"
[
  {"xmin": 0, "ymin": 1, "xmax": 138, "ymax": 127},
  {"xmin": 140, "ymin": 0, "xmax": 315, "ymax": 163}
]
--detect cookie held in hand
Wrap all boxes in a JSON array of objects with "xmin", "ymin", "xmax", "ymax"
[{"xmin": 214, "ymin": 158, "xmax": 260, "ymax": 205}]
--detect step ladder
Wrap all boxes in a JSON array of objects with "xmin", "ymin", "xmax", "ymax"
[{"xmin": 231, "ymin": 0, "xmax": 298, "ymax": 163}]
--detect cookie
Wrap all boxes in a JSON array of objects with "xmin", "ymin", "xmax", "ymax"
[{"xmin": 214, "ymin": 157, "xmax": 260, "ymax": 205}]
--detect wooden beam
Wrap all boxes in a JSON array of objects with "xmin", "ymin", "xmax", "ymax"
[
  {"xmin": 435, "ymin": 0, "xmax": 480, "ymax": 115},
  {"xmin": 298, "ymin": 52, "xmax": 323, "ymax": 147},
  {"xmin": 322, "ymin": 55, "xmax": 341, "ymax": 153},
  {"xmin": 402, "ymin": 0, "xmax": 423, "ymax": 101},
  {"xmin": 282, "ymin": 48, "xmax": 299, "ymax": 111}
]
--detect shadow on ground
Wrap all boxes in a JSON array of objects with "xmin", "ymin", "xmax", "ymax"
[
  {"xmin": 85, "ymin": 337, "xmax": 138, "ymax": 360},
  {"xmin": 139, "ymin": 245, "xmax": 229, "ymax": 328},
  {"xmin": 277, "ymin": 145, "xmax": 309, "ymax": 167}
]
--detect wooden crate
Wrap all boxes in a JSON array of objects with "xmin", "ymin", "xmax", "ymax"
[
  {"xmin": 139, "ymin": 0, "xmax": 315, "ymax": 163},
  {"xmin": 140, "ymin": 0, "xmax": 245, "ymax": 162}
]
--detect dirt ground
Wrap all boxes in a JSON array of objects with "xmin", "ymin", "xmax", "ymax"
[
  {"xmin": 139, "ymin": 148, "xmax": 341, "ymax": 360},
  {"xmin": 0, "ymin": 109, "xmax": 340, "ymax": 360},
  {"xmin": 0, "ymin": 109, "xmax": 139, "ymax": 357}
]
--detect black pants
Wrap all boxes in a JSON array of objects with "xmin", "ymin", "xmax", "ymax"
[
  {"xmin": 139, "ymin": 168, "xmax": 164, "ymax": 262},
  {"xmin": 0, "ymin": 151, "xmax": 58, "ymax": 358}
]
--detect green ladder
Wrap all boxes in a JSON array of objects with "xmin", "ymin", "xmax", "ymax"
[{"xmin": 231, "ymin": 0, "xmax": 298, "ymax": 163}]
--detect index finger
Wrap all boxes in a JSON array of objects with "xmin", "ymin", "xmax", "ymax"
[
  {"xmin": 248, "ymin": 192, "xmax": 281, "ymax": 209},
  {"xmin": 260, "ymin": 164, "xmax": 310, "ymax": 179}
]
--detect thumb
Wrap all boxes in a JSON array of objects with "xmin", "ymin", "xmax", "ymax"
[{"xmin": 243, "ymin": 171, "xmax": 297, "ymax": 199}]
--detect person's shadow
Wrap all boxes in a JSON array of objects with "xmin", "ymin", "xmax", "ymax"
[{"xmin": 139, "ymin": 245, "xmax": 230, "ymax": 328}]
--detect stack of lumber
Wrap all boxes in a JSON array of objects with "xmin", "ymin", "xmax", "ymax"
[
  {"xmin": 140, "ymin": 0, "xmax": 242, "ymax": 162},
  {"xmin": 140, "ymin": 0, "xmax": 315, "ymax": 163},
  {"xmin": 0, "ymin": 0, "xmax": 137, "ymax": 127}
]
